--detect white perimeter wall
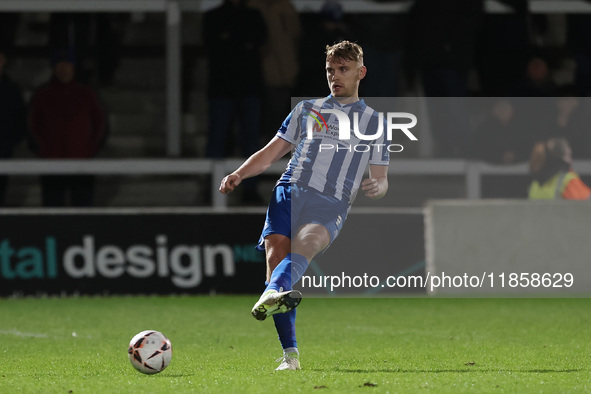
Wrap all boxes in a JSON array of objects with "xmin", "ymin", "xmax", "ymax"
[{"xmin": 425, "ymin": 200, "xmax": 591, "ymax": 296}]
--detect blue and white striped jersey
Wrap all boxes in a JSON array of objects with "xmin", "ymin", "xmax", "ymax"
[{"xmin": 276, "ymin": 96, "xmax": 390, "ymax": 205}]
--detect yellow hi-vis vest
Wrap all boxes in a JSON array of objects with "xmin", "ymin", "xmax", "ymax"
[{"xmin": 528, "ymin": 171, "xmax": 577, "ymax": 199}]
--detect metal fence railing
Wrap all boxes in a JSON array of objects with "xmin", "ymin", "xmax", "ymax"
[{"xmin": 2, "ymin": 158, "xmax": 590, "ymax": 208}]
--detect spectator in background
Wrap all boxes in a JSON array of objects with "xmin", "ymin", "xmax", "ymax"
[
  {"xmin": 354, "ymin": 12, "xmax": 407, "ymax": 98},
  {"xmin": 408, "ymin": 0, "xmax": 483, "ymax": 157},
  {"xmin": 0, "ymin": 49, "xmax": 26, "ymax": 206},
  {"xmin": 202, "ymin": 0, "xmax": 267, "ymax": 204},
  {"xmin": 49, "ymin": 12, "xmax": 122, "ymax": 86},
  {"xmin": 470, "ymin": 100, "xmax": 521, "ymax": 164},
  {"xmin": 478, "ymin": 4, "xmax": 554, "ymax": 97},
  {"xmin": 528, "ymin": 138, "xmax": 591, "ymax": 200},
  {"xmin": 408, "ymin": 0, "xmax": 483, "ymax": 97},
  {"xmin": 29, "ymin": 48, "xmax": 106, "ymax": 207},
  {"xmin": 475, "ymin": 0, "xmax": 548, "ymax": 97},
  {"xmin": 249, "ymin": 0, "xmax": 301, "ymax": 140},
  {"xmin": 511, "ymin": 56, "xmax": 557, "ymax": 160},
  {"xmin": 0, "ymin": 13, "xmax": 20, "ymax": 54},
  {"xmin": 548, "ymin": 85, "xmax": 591, "ymax": 158},
  {"xmin": 475, "ymin": 99, "xmax": 551, "ymax": 166},
  {"xmin": 294, "ymin": 0, "xmax": 349, "ymax": 98},
  {"xmin": 518, "ymin": 56, "xmax": 557, "ymax": 97},
  {"xmin": 567, "ymin": 12, "xmax": 591, "ymax": 96},
  {"xmin": 318, "ymin": 0, "xmax": 348, "ymax": 44}
]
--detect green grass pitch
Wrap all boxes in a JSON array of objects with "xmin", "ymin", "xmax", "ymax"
[{"xmin": 0, "ymin": 296, "xmax": 589, "ymax": 393}]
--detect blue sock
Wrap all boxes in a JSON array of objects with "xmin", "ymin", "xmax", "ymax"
[
  {"xmin": 263, "ymin": 280, "xmax": 298, "ymax": 350},
  {"xmin": 265, "ymin": 253, "xmax": 309, "ymax": 292},
  {"xmin": 273, "ymin": 309, "xmax": 297, "ymax": 350},
  {"xmin": 264, "ymin": 253, "xmax": 308, "ymax": 351}
]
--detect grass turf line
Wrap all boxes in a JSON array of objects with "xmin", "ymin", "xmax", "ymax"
[{"xmin": 0, "ymin": 296, "xmax": 589, "ymax": 393}]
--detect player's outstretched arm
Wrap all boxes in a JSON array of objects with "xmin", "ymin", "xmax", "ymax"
[
  {"xmin": 362, "ymin": 164, "xmax": 389, "ymax": 199},
  {"xmin": 219, "ymin": 136, "xmax": 293, "ymax": 194}
]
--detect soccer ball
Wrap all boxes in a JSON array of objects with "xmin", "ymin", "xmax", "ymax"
[{"xmin": 128, "ymin": 330, "xmax": 172, "ymax": 374}]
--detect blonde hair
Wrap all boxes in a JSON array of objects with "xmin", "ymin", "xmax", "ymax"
[{"xmin": 325, "ymin": 40, "xmax": 363, "ymax": 64}]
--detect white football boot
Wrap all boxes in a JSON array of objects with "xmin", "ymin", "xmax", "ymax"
[
  {"xmin": 275, "ymin": 351, "xmax": 301, "ymax": 371},
  {"xmin": 251, "ymin": 289, "xmax": 302, "ymax": 321}
]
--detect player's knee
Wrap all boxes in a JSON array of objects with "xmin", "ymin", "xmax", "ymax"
[{"xmin": 294, "ymin": 232, "xmax": 328, "ymax": 256}]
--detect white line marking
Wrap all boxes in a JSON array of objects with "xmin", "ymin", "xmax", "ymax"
[{"xmin": 0, "ymin": 329, "xmax": 48, "ymax": 338}]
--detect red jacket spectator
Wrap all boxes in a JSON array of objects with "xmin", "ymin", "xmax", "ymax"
[{"xmin": 29, "ymin": 75, "xmax": 105, "ymax": 158}]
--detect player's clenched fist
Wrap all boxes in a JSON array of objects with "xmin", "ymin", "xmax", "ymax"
[
  {"xmin": 219, "ymin": 173, "xmax": 242, "ymax": 194},
  {"xmin": 361, "ymin": 178, "xmax": 379, "ymax": 198}
]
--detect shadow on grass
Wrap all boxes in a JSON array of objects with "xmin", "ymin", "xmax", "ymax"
[
  {"xmin": 153, "ymin": 374, "xmax": 195, "ymax": 378},
  {"xmin": 309, "ymin": 368, "xmax": 583, "ymax": 374}
]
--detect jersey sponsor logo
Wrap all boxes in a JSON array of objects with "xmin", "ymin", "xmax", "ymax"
[
  {"xmin": 305, "ymin": 108, "xmax": 418, "ymax": 141},
  {"xmin": 304, "ymin": 107, "xmax": 417, "ymax": 153}
]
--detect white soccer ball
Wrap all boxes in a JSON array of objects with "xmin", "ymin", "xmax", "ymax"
[{"xmin": 128, "ymin": 330, "xmax": 172, "ymax": 374}]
